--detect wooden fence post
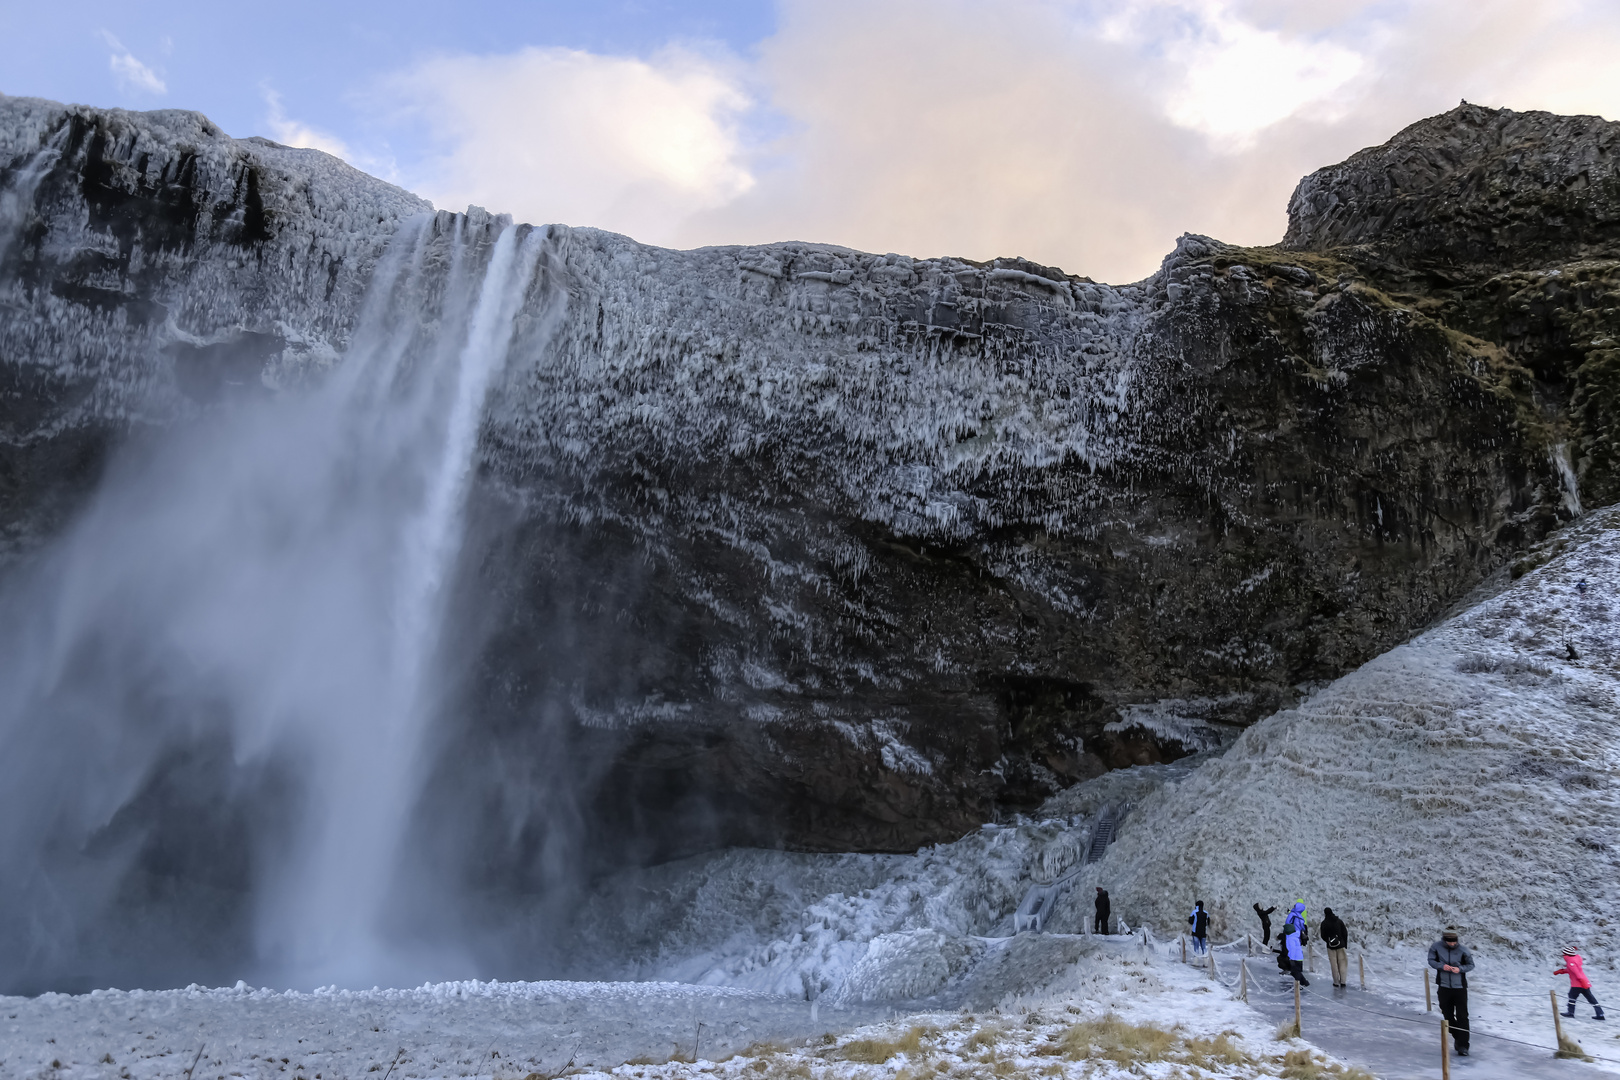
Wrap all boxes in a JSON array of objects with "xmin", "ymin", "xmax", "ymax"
[
  {"xmin": 1181, "ymin": 935, "xmax": 1187, "ymax": 963},
  {"xmin": 1441, "ymin": 1018, "xmax": 1451, "ymax": 1080},
  {"xmin": 1294, "ymin": 979, "xmax": 1303, "ymax": 1036},
  {"xmin": 1425, "ymin": 966, "xmax": 1432, "ymax": 1012},
  {"xmin": 1553, "ymin": 988, "xmax": 1573, "ymax": 1057},
  {"xmin": 1358, "ymin": 953, "xmax": 1366, "ymax": 991},
  {"xmin": 1239, "ymin": 959, "xmax": 1248, "ymax": 1002},
  {"xmin": 1208, "ymin": 948, "xmax": 1217, "ymax": 979}
]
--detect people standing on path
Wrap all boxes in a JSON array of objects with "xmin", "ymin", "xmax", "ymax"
[
  {"xmin": 1557, "ymin": 945, "xmax": 1606, "ymax": 1020},
  {"xmin": 1321, "ymin": 907, "xmax": 1349, "ymax": 987},
  {"xmin": 1254, "ymin": 903, "xmax": 1276, "ymax": 946},
  {"xmin": 1283, "ymin": 902, "xmax": 1309, "ymax": 986},
  {"xmin": 1094, "ymin": 887, "xmax": 1111, "ymax": 935},
  {"xmin": 1428, "ymin": 928, "xmax": 1474, "ymax": 1056},
  {"xmin": 1188, "ymin": 901, "xmax": 1210, "ymax": 956}
]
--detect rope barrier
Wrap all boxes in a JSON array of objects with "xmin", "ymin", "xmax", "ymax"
[
  {"xmin": 1295, "ymin": 985, "xmax": 1620, "ymax": 1064},
  {"xmin": 1131, "ymin": 923, "xmax": 1616, "ymax": 1065}
]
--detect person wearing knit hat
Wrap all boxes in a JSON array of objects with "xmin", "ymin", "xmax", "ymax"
[{"xmin": 1556, "ymin": 945, "xmax": 1605, "ymax": 1020}]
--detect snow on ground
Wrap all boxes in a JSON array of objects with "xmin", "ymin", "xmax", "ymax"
[
  {"xmin": 0, "ymin": 978, "xmax": 880, "ymax": 1080},
  {"xmin": 1, "ymin": 938, "xmax": 1374, "ymax": 1080}
]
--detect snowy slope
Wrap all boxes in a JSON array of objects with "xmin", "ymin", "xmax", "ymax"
[{"xmin": 1080, "ymin": 504, "xmax": 1620, "ymax": 955}]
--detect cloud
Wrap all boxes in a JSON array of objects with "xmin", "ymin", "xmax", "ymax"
[
  {"xmin": 262, "ymin": 87, "xmax": 355, "ymax": 163},
  {"xmin": 379, "ymin": 46, "xmax": 755, "ymax": 245},
  {"xmin": 371, "ymin": 0, "xmax": 1620, "ymax": 284},
  {"xmin": 1107, "ymin": 0, "xmax": 1366, "ymax": 143},
  {"xmin": 102, "ymin": 33, "xmax": 166, "ymax": 96}
]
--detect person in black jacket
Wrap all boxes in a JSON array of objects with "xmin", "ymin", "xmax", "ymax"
[
  {"xmin": 1094, "ymin": 887, "xmax": 1111, "ymax": 935},
  {"xmin": 1188, "ymin": 901, "xmax": 1210, "ymax": 955},
  {"xmin": 1321, "ymin": 907, "xmax": 1349, "ymax": 986},
  {"xmin": 1254, "ymin": 903, "xmax": 1276, "ymax": 946}
]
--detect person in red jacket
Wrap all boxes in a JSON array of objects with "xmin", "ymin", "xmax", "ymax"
[{"xmin": 1557, "ymin": 946, "xmax": 1606, "ymax": 1020}]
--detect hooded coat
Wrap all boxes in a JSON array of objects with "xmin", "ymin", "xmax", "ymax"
[
  {"xmin": 1095, "ymin": 889, "xmax": 1111, "ymax": 931},
  {"xmin": 1283, "ymin": 903, "xmax": 1306, "ymax": 962}
]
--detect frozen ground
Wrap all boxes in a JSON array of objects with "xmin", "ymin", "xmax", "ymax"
[
  {"xmin": 0, "ymin": 979, "xmax": 882, "ymax": 1080},
  {"xmin": 0, "ymin": 936, "xmax": 1376, "ymax": 1080},
  {"xmin": 18, "ymin": 934, "xmax": 1618, "ymax": 1080}
]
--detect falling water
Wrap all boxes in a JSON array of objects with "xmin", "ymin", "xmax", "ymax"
[
  {"xmin": 0, "ymin": 207, "xmax": 553, "ymax": 990},
  {"xmin": 0, "ymin": 127, "xmax": 64, "ymax": 268}
]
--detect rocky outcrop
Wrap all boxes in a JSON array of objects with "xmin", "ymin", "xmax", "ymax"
[
  {"xmin": 1283, "ymin": 103, "xmax": 1620, "ymax": 508},
  {"xmin": 0, "ymin": 95, "xmax": 427, "ymax": 557},
  {"xmin": 0, "ymin": 95, "xmax": 1610, "ymax": 863}
]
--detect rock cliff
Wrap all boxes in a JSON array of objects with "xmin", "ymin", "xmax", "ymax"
[{"xmin": 0, "ymin": 94, "xmax": 1611, "ymax": 864}]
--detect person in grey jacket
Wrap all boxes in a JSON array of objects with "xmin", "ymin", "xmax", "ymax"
[{"xmin": 1429, "ymin": 929, "xmax": 1475, "ymax": 1056}]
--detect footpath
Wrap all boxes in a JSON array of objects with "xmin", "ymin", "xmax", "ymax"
[{"xmin": 1155, "ymin": 933, "xmax": 1620, "ymax": 1080}]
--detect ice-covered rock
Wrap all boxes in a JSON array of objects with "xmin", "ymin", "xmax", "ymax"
[{"xmin": 0, "ymin": 93, "xmax": 1610, "ymax": 868}]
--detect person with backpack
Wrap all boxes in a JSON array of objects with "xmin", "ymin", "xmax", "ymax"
[
  {"xmin": 1188, "ymin": 901, "xmax": 1210, "ymax": 955},
  {"xmin": 1094, "ymin": 887, "xmax": 1111, "ymax": 935},
  {"xmin": 1254, "ymin": 903, "xmax": 1276, "ymax": 946},
  {"xmin": 1429, "ymin": 928, "xmax": 1474, "ymax": 1056},
  {"xmin": 1557, "ymin": 945, "xmax": 1606, "ymax": 1020},
  {"xmin": 1321, "ymin": 907, "xmax": 1349, "ymax": 987},
  {"xmin": 1282, "ymin": 902, "xmax": 1308, "ymax": 986}
]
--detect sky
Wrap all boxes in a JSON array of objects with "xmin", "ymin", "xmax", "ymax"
[{"xmin": 3, "ymin": 0, "xmax": 1619, "ymax": 283}]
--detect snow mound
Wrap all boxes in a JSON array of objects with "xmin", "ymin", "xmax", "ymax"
[{"xmin": 1087, "ymin": 504, "xmax": 1620, "ymax": 955}]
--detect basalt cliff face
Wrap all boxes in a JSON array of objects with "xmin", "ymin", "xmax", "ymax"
[{"xmin": 1, "ymin": 95, "xmax": 1614, "ymax": 863}]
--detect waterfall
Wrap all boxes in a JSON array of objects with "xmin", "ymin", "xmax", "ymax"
[
  {"xmin": 0, "ymin": 128, "xmax": 64, "ymax": 269},
  {"xmin": 0, "ymin": 209, "xmax": 554, "ymax": 991}
]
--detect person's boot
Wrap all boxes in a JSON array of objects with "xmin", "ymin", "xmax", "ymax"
[
  {"xmin": 1564, "ymin": 1005, "xmax": 1577, "ymax": 1018},
  {"xmin": 1595, "ymin": 1007, "xmax": 1606, "ymax": 1021}
]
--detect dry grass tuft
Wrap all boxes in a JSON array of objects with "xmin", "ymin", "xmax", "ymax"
[
  {"xmin": 1274, "ymin": 1047, "xmax": 1376, "ymax": 1080},
  {"xmin": 835, "ymin": 1025, "xmax": 933, "ymax": 1064},
  {"xmin": 1184, "ymin": 1033, "xmax": 1251, "ymax": 1068},
  {"xmin": 741, "ymin": 1041, "xmax": 793, "ymax": 1059},
  {"xmin": 1056, "ymin": 1016, "xmax": 1177, "ymax": 1063},
  {"xmin": 1556, "ymin": 1032, "xmax": 1592, "ymax": 1061}
]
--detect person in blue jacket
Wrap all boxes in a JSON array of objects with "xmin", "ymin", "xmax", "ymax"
[
  {"xmin": 1283, "ymin": 902, "xmax": 1309, "ymax": 986},
  {"xmin": 1188, "ymin": 901, "xmax": 1210, "ymax": 955}
]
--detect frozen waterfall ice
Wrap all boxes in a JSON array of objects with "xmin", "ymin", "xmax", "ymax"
[{"xmin": 0, "ymin": 206, "xmax": 554, "ymax": 991}]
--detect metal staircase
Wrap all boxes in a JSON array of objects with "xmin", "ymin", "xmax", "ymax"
[{"xmin": 1012, "ymin": 803, "xmax": 1128, "ymax": 933}]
